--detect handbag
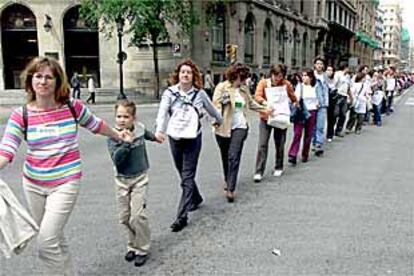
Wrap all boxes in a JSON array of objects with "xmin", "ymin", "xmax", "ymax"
[{"xmin": 290, "ymin": 84, "xmax": 311, "ymax": 123}]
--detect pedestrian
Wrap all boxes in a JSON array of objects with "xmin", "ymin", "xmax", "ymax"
[
  {"xmin": 370, "ymin": 71, "xmax": 384, "ymax": 127},
  {"xmin": 312, "ymin": 56, "xmax": 329, "ymax": 156},
  {"xmin": 0, "ymin": 56, "xmax": 123, "ymax": 275},
  {"xmin": 384, "ymin": 66, "xmax": 397, "ymax": 115},
  {"xmin": 345, "ymin": 72, "xmax": 368, "ymax": 135},
  {"xmin": 107, "ymin": 100, "xmax": 162, "ymax": 267},
  {"xmin": 253, "ymin": 64, "xmax": 298, "ymax": 181},
  {"xmin": 154, "ymin": 59, "xmax": 223, "ymax": 232},
  {"xmin": 326, "ymin": 65, "xmax": 338, "ymax": 142},
  {"xmin": 86, "ymin": 76, "xmax": 96, "ymax": 104},
  {"xmin": 203, "ymin": 69, "xmax": 215, "ymax": 99},
  {"xmin": 70, "ymin": 72, "xmax": 81, "ymax": 99},
  {"xmin": 333, "ymin": 62, "xmax": 353, "ymax": 137},
  {"xmin": 212, "ymin": 63, "xmax": 270, "ymax": 202},
  {"xmin": 288, "ymin": 69, "xmax": 321, "ymax": 165}
]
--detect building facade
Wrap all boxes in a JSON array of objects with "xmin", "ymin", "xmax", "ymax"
[
  {"xmin": 4, "ymin": 0, "xmax": 384, "ymax": 95},
  {"xmin": 399, "ymin": 27, "xmax": 410, "ymax": 71},
  {"xmin": 352, "ymin": 0, "xmax": 379, "ymax": 67},
  {"xmin": 380, "ymin": 0, "xmax": 402, "ymax": 68},
  {"xmin": 323, "ymin": 0, "xmax": 357, "ymax": 68},
  {"xmin": 373, "ymin": 7, "xmax": 384, "ymax": 68}
]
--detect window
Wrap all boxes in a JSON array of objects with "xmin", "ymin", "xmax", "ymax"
[
  {"xmin": 278, "ymin": 24, "xmax": 286, "ymax": 63},
  {"xmin": 302, "ymin": 32, "xmax": 307, "ymax": 67},
  {"xmin": 263, "ymin": 20, "xmax": 272, "ymax": 65},
  {"xmin": 244, "ymin": 14, "xmax": 255, "ymax": 64},
  {"xmin": 292, "ymin": 28, "xmax": 299, "ymax": 67},
  {"xmin": 212, "ymin": 12, "xmax": 226, "ymax": 62},
  {"xmin": 300, "ymin": 0, "xmax": 304, "ymax": 13}
]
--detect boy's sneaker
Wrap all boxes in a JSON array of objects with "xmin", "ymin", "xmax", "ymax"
[
  {"xmin": 253, "ymin": 173, "xmax": 263, "ymax": 182},
  {"xmin": 134, "ymin": 254, "xmax": 148, "ymax": 267},
  {"xmin": 125, "ymin": 251, "xmax": 136, "ymax": 262},
  {"xmin": 273, "ymin": 170, "xmax": 283, "ymax": 177}
]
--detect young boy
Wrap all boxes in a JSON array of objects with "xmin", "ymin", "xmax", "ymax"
[{"xmin": 107, "ymin": 100, "xmax": 160, "ymax": 267}]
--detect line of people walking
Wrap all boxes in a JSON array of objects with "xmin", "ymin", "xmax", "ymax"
[{"xmin": 0, "ymin": 55, "xmax": 411, "ymax": 274}]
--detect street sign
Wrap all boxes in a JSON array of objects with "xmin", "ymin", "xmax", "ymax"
[{"xmin": 173, "ymin": 43, "xmax": 181, "ymax": 57}]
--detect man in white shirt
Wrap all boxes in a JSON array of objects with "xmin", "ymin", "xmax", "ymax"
[{"xmin": 333, "ymin": 63, "xmax": 353, "ymax": 137}]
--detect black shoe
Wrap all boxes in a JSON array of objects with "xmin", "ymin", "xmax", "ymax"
[
  {"xmin": 288, "ymin": 156, "xmax": 297, "ymax": 166},
  {"xmin": 125, "ymin": 251, "xmax": 136, "ymax": 262},
  {"xmin": 134, "ymin": 254, "xmax": 148, "ymax": 267},
  {"xmin": 170, "ymin": 218, "xmax": 188, "ymax": 232},
  {"xmin": 315, "ymin": 149, "xmax": 324, "ymax": 157}
]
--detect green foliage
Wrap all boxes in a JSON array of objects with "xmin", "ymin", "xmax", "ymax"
[{"xmin": 80, "ymin": 0, "xmax": 199, "ymax": 46}]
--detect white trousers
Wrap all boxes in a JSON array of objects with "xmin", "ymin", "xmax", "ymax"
[{"xmin": 23, "ymin": 178, "xmax": 80, "ymax": 276}]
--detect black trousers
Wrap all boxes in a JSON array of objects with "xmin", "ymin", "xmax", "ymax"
[
  {"xmin": 326, "ymin": 93, "xmax": 338, "ymax": 139},
  {"xmin": 169, "ymin": 134, "xmax": 203, "ymax": 220},
  {"xmin": 334, "ymin": 95, "xmax": 348, "ymax": 135},
  {"xmin": 215, "ymin": 128, "xmax": 248, "ymax": 193},
  {"xmin": 86, "ymin": 92, "xmax": 95, "ymax": 104}
]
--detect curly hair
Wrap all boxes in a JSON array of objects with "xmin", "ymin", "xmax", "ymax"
[
  {"xmin": 226, "ymin": 63, "xmax": 250, "ymax": 83},
  {"xmin": 169, "ymin": 59, "xmax": 203, "ymax": 89},
  {"xmin": 21, "ymin": 56, "xmax": 70, "ymax": 104}
]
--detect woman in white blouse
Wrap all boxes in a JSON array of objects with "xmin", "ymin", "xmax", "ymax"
[{"xmin": 288, "ymin": 69, "xmax": 322, "ymax": 165}]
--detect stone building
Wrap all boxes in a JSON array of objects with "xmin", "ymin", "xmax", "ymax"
[
  {"xmin": 373, "ymin": 7, "xmax": 384, "ymax": 68},
  {"xmin": 0, "ymin": 0, "xmax": 332, "ymax": 95},
  {"xmin": 400, "ymin": 27, "xmax": 410, "ymax": 71},
  {"xmin": 353, "ymin": 0, "xmax": 379, "ymax": 68},
  {"xmin": 380, "ymin": 0, "xmax": 402, "ymax": 68},
  {"xmin": 323, "ymin": 0, "xmax": 357, "ymax": 68}
]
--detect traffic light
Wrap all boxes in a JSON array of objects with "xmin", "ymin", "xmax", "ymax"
[
  {"xmin": 225, "ymin": 44, "xmax": 232, "ymax": 59},
  {"xmin": 225, "ymin": 44, "xmax": 238, "ymax": 64},
  {"xmin": 230, "ymin": 45, "xmax": 237, "ymax": 63}
]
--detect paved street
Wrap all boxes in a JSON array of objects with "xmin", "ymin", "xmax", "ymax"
[{"xmin": 1, "ymin": 89, "xmax": 414, "ymax": 275}]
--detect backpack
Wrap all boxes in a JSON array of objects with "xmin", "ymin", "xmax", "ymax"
[
  {"xmin": 166, "ymin": 89, "xmax": 202, "ymax": 139},
  {"xmin": 22, "ymin": 100, "xmax": 78, "ymax": 141}
]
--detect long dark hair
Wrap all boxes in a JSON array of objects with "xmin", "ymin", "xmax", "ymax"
[{"xmin": 302, "ymin": 68, "xmax": 316, "ymax": 87}]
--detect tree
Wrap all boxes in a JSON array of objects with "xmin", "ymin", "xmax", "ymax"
[{"xmin": 80, "ymin": 0, "xmax": 198, "ymax": 99}]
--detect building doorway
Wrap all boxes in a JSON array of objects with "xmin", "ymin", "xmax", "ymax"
[
  {"xmin": 1, "ymin": 4, "xmax": 39, "ymax": 89},
  {"xmin": 63, "ymin": 6, "xmax": 100, "ymax": 87}
]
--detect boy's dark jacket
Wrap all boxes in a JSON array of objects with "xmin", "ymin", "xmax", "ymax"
[{"xmin": 107, "ymin": 123, "xmax": 156, "ymax": 177}]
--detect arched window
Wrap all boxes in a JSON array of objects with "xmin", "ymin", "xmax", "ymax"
[
  {"xmin": 278, "ymin": 24, "xmax": 287, "ymax": 63},
  {"xmin": 212, "ymin": 10, "xmax": 226, "ymax": 62},
  {"xmin": 292, "ymin": 28, "xmax": 299, "ymax": 67},
  {"xmin": 1, "ymin": 4, "xmax": 38, "ymax": 89},
  {"xmin": 244, "ymin": 14, "xmax": 255, "ymax": 64},
  {"xmin": 302, "ymin": 32, "xmax": 308, "ymax": 66},
  {"xmin": 263, "ymin": 20, "xmax": 272, "ymax": 65},
  {"xmin": 63, "ymin": 6, "xmax": 100, "ymax": 87}
]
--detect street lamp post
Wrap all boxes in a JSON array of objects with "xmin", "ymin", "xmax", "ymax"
[{"xmin": 116, "ymin": 18, "xmax": 127, "ymax": 100}]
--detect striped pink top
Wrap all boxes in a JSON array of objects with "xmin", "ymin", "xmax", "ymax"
[{"xmin": 0, "ymin": 100, "xmax": 103, "ymax": 186}]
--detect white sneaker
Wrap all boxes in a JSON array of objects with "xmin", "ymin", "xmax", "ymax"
[
  {"xmin": 273, "ymin": 170, "xmax": 283, "ymax": 177},
  {"xmin": 253, "ymin": 173, "xmax": 263, "ymax": 182},
  {"xmin": 327, "ymin": 138, "xmax": 333, "ymax": 143}
]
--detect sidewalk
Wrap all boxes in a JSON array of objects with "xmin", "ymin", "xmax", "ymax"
[{"xmin": 0, "ymin": 89, "xmax": 159, "ymax": 124}]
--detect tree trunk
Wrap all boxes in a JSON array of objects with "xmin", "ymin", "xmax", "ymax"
[{"xmin": 152, "ymin": 38, "xmax": 160, "ymax": 99}]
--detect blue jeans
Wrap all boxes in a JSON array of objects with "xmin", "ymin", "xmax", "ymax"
[
  {"xmin": 313, "ymin": 107, "xmax": 327, "ymax": 147},
  {"xmin": 372, "ymin": 104, "xmax": 382, "ymax": 125}
]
